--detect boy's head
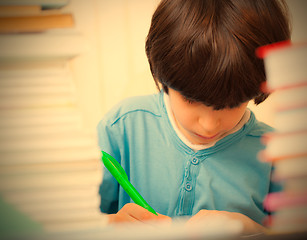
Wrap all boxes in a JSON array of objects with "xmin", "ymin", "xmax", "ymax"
[{"xmin": 145, "ymin": 0, "xmax": 291, "ymax": 110}]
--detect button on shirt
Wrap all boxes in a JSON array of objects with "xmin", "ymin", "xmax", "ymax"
[
  {"xmin": 97, "ymin": 91, "xmax": 279, "ymax": 224},
  {"xmin": 191, "ymin": 157, "xmax": 199, "ymax": 165}
]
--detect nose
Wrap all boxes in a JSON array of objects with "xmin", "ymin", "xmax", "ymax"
[{"xmin": 198, "ymin": 113, "xmax": 220, "ymax": 134}]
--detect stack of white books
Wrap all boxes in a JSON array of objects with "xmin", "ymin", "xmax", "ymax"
[
  {"xmin": 257, "ymin": 41, "xmax": 307, "ymax": 233},
  {"xmin": 0, "ymin": 1, "xmax": 105, "ymax": 236}
]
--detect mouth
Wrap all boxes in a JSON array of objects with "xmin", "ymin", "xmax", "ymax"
[{"xmin": 195, "ymin": 133, "xmax": 220, "ymax": 140}]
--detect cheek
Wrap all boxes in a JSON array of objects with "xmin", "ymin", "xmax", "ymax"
[
  {"xmin": 222, "ymin": 111, "xmax": 245, "ymax": 130},
  {"xmin": 180, "ymin": 115, "xmax": 195, "ymax": 129},
  {"xmin": 223, "ymin": 119, "xmax": 238, "ymax": 131},
  {"xmin": 173, "ymin": 106, "xmax": 196, "ymax": 127}
]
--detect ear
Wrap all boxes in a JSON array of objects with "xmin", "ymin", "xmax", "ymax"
[
  {"xmin": 254, "ymin": 92, "xmax": 270, "ymax": 105},
  {"xmin": 162, "ymin": 84, "xmax": 169, "ymax": 94}
]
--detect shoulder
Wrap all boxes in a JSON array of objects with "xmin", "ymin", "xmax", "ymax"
[
  {"xmin": 98, "ymin": 93, "xmax": 162, "ymax": 128},
  {"xmin": 247, "ymin": 111, "xmax": 275, "ymax": 137}
]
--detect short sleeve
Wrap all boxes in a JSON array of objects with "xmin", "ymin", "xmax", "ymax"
[
  {"xmin": 269, "ymin": 166, "xmax": 283, "ymax": 193},
  {"xmin": 97, "ymin": 118, "xmax": 121, "ymax": 214},
  {"xmin": 265, "ymin": 166, "xmax": 283, "ymax": 216}
]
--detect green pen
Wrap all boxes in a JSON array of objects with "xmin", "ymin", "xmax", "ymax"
[{"xmin": 101, "ymin": 151, "xmax": 158, "ymax": 215}]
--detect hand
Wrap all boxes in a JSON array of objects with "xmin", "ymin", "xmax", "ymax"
[
  {"xmin": 108, "ymin": 203, "xmax": 172, "ymax": 225},
  {"xmin": 185, "ymin": 210, "xmax": 267, "ymax": 235}
]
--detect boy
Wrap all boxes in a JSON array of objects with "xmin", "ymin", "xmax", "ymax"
[{"xmin": 97, "ymin": 0, "xmax": 291, "ymax": 234}]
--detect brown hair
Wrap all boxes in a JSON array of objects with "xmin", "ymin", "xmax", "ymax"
[{"xmin": 146, "ymin": 0, "xmax": 291, "ymax": 109}]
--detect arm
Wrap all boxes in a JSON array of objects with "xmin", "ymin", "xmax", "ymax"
[{"xmin": 185, "ymin": 210, "xmax": 267, "ymax": 235}]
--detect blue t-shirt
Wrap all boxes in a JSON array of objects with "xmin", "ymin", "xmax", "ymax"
[{"xmin": 97, "ymin": 91, "xmax": 277, "ymax": 224}]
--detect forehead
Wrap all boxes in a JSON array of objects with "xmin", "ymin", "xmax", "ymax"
[{"xmin": 168, "ymin": 88, "xmax": 248, "ymax": 111}]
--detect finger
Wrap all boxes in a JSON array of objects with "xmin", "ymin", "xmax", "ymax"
[
  {"xmin": 108, "ymin": 212, "xmax": 140, "ymax": 224},
  {"xmin": 126, "ymin": 204, "xmax": 160, "ymax": 222},
  {"xmin": 123, "ymin": 203, "xmax": 172, "ymax": 224},
  {"xmin": 185, "ymin": 209, "xmax": 211, "ymax": 226},
  {"xmin": 113, "ymin": 203, "xmax": 172, "ymax": 225},
  {"xmin": 114, "ymin": 203, "xmax": 154, "ymax": 222},
  {"xmin": 156, "ymin": 213, "xmax": 172, "ymax": 223}
]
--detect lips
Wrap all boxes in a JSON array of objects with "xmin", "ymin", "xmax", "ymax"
[{"xmin": 195, "ymin": 133, "xmax": 220, "ymax": 140}]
